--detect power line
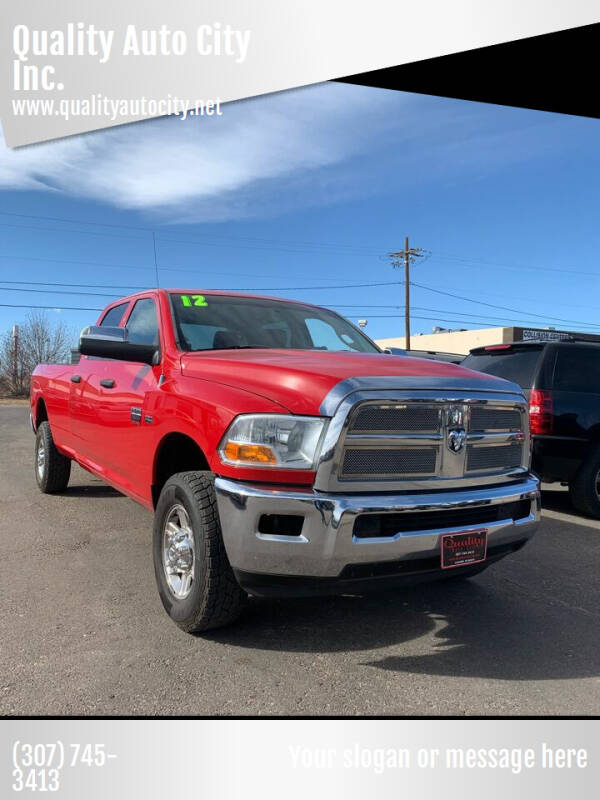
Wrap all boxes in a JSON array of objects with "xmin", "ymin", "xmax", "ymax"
[
  {"xmin": 333, "ymin": 302, "xmax": 600, "ymax": 328},
  {"xmin": 0, "ymin": 303, "xmax": 102, "ymax": 311},
  {"xmin": 2, "ymin": 278, "xmax": 599, "ymax": 329},
  {"xmin": 1, "ymin": 297, "xmax": 595, "ymax": 333},
  {"xmin": 0, "ymin": 220, "xmax": 148, "ymax": 242},
  {"xmin": 0, "ymin": 279, "xmax": 403, "ymax": 297},
  {"xmin": 0, "ymin": 278, "xmax": 150, "ymax": 291},
  {"xmin": 0, "ymin": 254, "xmax": 155, "ymax": 273},
  {"xmin": 2, "ymin": 285, "xmax": 597, "ymax": 328},
  {"xmin": 1, "ymin": 208, "xmax": 597, "ymax": 331},
  {"xmin": 0, "ymin": 301, "xmax": 586, "ymax": 332},
  {"xmin": 157, "ymin": 232, "xmax": 383, "ymax": 257},
  {"xmin": 0, "ymin": 286, "xmax": 120, "ymax": 298},
  {"xmin": 4, "ymin": 211, "xmax": 600, "ymax": 277},
  {"xmin": 0, "ymin": 210, "xmax": 150, "ymax": 232},
  {"xmin": 0, "ymin": 252, "xmax": 385, "ymax": 281},
  {"xmin": 431, "ymin": 251, "xmax": 600, "ymax": 279},
  {"xmin": 331, "ymin": 305, "xmax": 600, "ymax": 329},
  {"xmin": 0, "ymin": 211, "xmax": 386, "ymax": 257},
  {"xmin": 410, "ymin": 281, "xmax": 598, "ymax": 328},
  {"xmin": 406, "ymin": 279, "xmax": 600, "ymax": 313},
  {"xmin": 0, "ymin": 217, "xmax": 387, "ymax": 256},
  {"xmin": 352, "ymin": 314, "xmax": 593, "ymax": 330}
]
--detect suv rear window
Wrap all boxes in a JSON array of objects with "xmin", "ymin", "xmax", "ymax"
[{"xmin": 462, "ymin": 347, "xmax": 543, "ymax": 389}]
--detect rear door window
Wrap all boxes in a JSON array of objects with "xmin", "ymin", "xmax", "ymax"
[
  {"xmin": 462, "ymin": 348, "xmax": 543, "ymax": 389},
  {"xmin": 100, "ymin": 302, "xmax": 128, "ymax": 327},
  {"xmin": 553, "ymin": 347, "xmax": 600, "ymax": 393}
]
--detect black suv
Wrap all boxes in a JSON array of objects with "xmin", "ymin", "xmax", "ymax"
[{"xmin": 463, "ymin": 340, "xmax": 600, "ymax": 517}]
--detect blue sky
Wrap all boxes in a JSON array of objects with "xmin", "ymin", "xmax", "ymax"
[{"xmin": 0, "ymin": 82, "xmax": 599, "ymax": 344}]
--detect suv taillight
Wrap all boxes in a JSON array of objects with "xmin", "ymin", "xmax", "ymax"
[{"xmin": 529, "ymin": 389, "xmax": 554, "ymax": 435}]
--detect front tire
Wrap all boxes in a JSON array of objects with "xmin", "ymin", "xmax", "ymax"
[
  {"xmin": 153, "ymin": 471, "xmax": 247, "ymax": 633},
  {"xmin": 35, "ymin": 420, "xmax": 71, "ymax": 493}
]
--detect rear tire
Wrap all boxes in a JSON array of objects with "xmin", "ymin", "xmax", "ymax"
[
  {"xmin": 153, "ymin": 471, "xmax": 247, "ymax": 633},
  {"xmin": 35, "ymin": 420, "xmax": 71, "ymax": 493},
  {"xmin": 569, "ymin": 448, "xmax": 600, "ymax": 518}
]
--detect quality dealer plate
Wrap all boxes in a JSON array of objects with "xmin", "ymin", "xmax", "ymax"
[{"xmin": 441, "ymin": 529, "xmax": 488, "ymax": 569}]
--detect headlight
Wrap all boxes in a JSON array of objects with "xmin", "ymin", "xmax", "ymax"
[{"xmin": 219, "ymin": 414, "xmax": 327, "ymax": 469}]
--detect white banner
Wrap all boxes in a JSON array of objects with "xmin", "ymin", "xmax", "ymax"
[
  {"xmin": 1, "ymin": 719, "xmax": 598, "ymax": 798},
  {"xmin": 1, "ymin": 0, "xmax": 599, "ymax": 146}
]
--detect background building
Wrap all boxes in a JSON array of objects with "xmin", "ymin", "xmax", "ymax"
[{"xmin": 376, "ymin": 326, "xmax": 600, "ymax": 356}]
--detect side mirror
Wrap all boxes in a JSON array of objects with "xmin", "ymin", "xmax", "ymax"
[{"xmin": 79, "ymin": 326, "xmax": 160, "ymax": 366}]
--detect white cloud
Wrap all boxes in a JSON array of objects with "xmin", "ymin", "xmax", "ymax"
[
  {"xmin": 0, "ymin": 84, "xmax": 575, "ymax": 223},
  {"xmin": 0, "ymin": 83, "xmax": 396, "ymax": 220}
]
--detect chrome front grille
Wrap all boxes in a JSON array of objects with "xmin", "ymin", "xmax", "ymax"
[
  {"xmin": 349, "ymin": 405, "xmax": 440, "ymax": 433},
  {"xmin": 339, "ymin": 400, "xmax": 526, "ymax": 483},
  {"xmin": 466, "ymin": 442, "xmax": 522, "ymax": 472},
  {"xmin": 342, "ymin": 447, "xmax": 438, "ymax": 477},
  {"xmin": 469, "ymin": 407, "xmax": 521, "ymax": 431}
]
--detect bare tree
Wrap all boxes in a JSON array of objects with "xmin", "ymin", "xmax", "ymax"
[
  {"xmin": 0, "ymin": 327, "xmax": 27, "ymax": 396},
  {"xmin": 0, "ymin": 311, "xmax": 75, "ymax": 396},
  {"xmin": 20, "ymin": 310, "xmax": 73, "ymax": 374}
]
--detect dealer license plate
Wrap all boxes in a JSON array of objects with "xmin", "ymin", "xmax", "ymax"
[{"xmin": 441, "ymin": 530, "xmax": 488, "ymax": 569}]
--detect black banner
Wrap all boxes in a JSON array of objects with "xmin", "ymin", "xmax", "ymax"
[{"xmin": 337, "ymin": 23, "xmax": 599, "ymax": 118}]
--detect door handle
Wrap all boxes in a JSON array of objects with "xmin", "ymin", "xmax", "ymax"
[
  {"xmin": 100, "ymin": 379, "xmax": 115, "ymax": 389},
  {"xmin": 70, "ymin": 375, "xmax": 81, "ymax": 383}
]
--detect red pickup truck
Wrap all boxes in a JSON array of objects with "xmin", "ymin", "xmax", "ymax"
[{"xmin": 30, "ymin": 290, "xmax": 540, "ymax": 632}]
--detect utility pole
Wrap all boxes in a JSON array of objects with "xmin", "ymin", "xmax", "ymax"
[{"xmin": 389, "ymin": 238, "xmax": 425, "ymax": 351}]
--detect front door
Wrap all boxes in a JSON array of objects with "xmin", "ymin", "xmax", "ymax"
[
  {"xmin": 68, "ymin": 301, "xmax": 130, "ymax": 465},
  {"xmin": 84, "ymin": 296, "xmax": 162, "ymax": 500}
]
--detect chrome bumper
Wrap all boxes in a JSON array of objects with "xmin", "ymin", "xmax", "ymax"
[{"xmin": 214, "ymin": 476, "xmax": 541, "ymax": 579}]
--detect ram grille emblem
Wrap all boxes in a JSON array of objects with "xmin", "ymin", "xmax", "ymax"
[
  {"xmin": 447, "ymin": 427, "xmax": 467, "ymax": 453},
  {"xmin": 446, "ymin": 406, "xmax": 466, "ymax": 453}
]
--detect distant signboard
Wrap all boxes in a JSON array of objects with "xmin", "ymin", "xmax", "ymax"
[{"xmin": 521, "ymin": 329, "xmax": 572, "ymax": 342}]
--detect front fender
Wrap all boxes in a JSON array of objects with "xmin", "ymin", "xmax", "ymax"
[{"xmin": 152, "ymin": 376, "xmax": 316, "ymax": 486}]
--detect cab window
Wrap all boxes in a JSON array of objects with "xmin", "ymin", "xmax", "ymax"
[{"xmin": 126, "ymin": 298, "xmax": 159, "ymax": 346}]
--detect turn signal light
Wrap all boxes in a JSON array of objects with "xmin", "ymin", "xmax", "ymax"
[
  {"xmin": 223, "ymin": 441, "xmax": 277, "ymax": 464},
  {"xmin": 529, "ymin": 389, "xmax": 554, "ymax": 435}
]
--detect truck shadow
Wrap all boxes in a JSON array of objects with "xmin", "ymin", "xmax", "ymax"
[
  {"xmin": 206, "ymin": 579, "xmax": 599, "ymax": 681},
  {"xmin": 206, "ymin": 525, "xmax": 599, "ymax": 683},
  {"xmin": 356, "ymin": 578, "xmax": 599, "ymax": 681},
  {"xmin": 60, "ymin": 484, "xmax": 124, "ymax": 499}
]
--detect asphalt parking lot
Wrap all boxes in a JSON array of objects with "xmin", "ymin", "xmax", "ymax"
[{"xmin": 1, "ymin": 404, "xmax": 599, "ymax": 716}]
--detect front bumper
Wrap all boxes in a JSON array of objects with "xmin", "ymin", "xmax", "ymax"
[{"xmin": 214, "ymin": 476, "xmax": 541, "ymax": 590}]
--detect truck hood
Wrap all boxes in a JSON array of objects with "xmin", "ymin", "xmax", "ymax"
[{"xmin": 180, "ymin": 350, "xmax": 514, "ymax": 415}]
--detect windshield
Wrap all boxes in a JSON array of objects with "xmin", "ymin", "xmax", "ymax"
[{"xmin": 169, "ymin": 293, "xmax": 380, "ymax": 354}]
